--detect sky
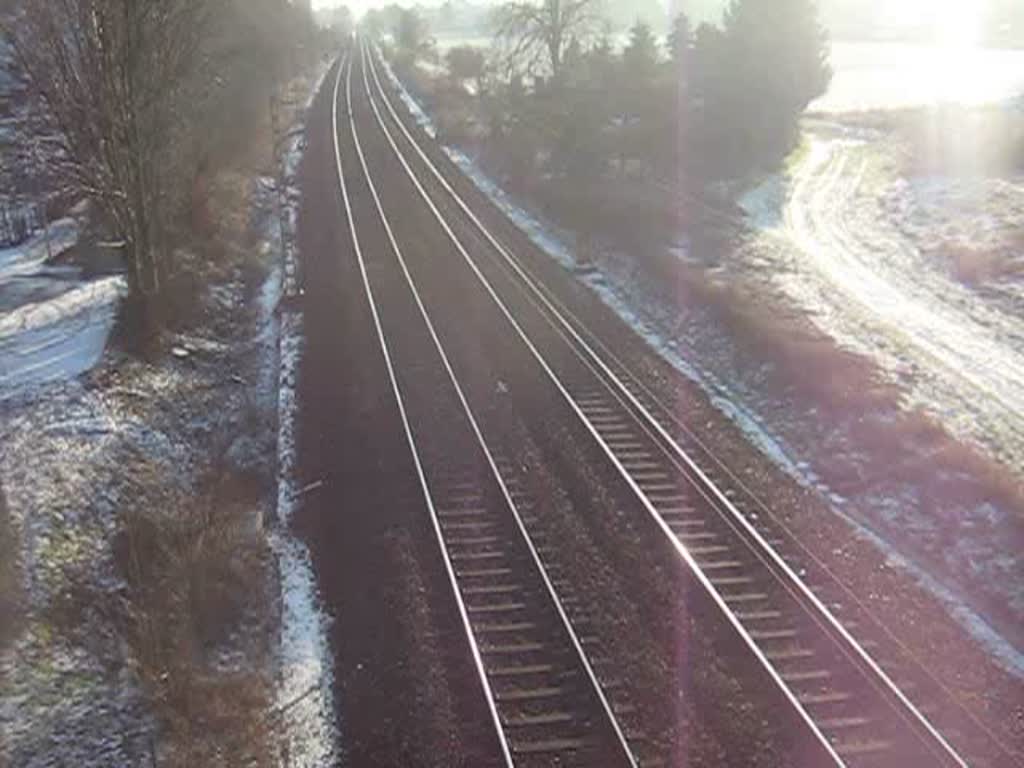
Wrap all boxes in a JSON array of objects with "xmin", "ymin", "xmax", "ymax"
[{"xmin": 312, "ymin": 0, "xmax": 1007, "ymax": 47}]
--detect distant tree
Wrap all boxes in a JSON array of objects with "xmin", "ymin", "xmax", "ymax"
[
  {"xmin": 394, "ymin": 7, "xmax": 433, "ymax": 65},
  {"xmin": 364, "ymin": 8, "xmax": 384, "ymax": 36},
  {"xmin": 621, "ymin": 21, "xmax": 660, "ymax": 84},
  {"xmin": 687, "ymin": 0, "xmax": 831, "ymax": 177},
  {"xmin": 493, "ymin": 0, "xmax": 605, "ymax": 83},
  {"xmin": 446, "ymin": 45, "xmax": 486, "ymax": 90},
  {"xmin": 585, "ymin": 35, "xmax": 618, "ymax": 86},
  {"xmin": 667, "ymin": 13, "xmax": 693, "ymax": 75},
  {"xmin": 1, "ymin": 0, "xmax": 323, "ymax": 313},
  {"xmin": 689, "ymin": 22, "xmax": 738, "ymax": 175},
  {"xmin": 486, "ymin": 75, "xmax": 540, "ymax": 187},
  {"xmin": 721, "ymin": 0, "xmax": 831, "ymax": 162},
  {"xmin": 664, "ymin": 12, "xmax": 693, "ymax": 174},
  {"xmin": 561, "ymin": 36, "xmax": 585, "ymax": 83},
  {"xmin": 691, "ymin": 22, "xmax": 730, "ymax": 108},
  {"xmin": 723, "ymin": 0, "xmax": 831, "ymax": 115},
  {"xmin": 614, "ymin": 21, "xmax": 662, "ymax": 177},
  {"xmin": 367, "ymin": 3, "xmax": 404, "ymax": 37},
  {"xmin": 327, "ymin": 5, "xmax": 354, "ymax": 43}
]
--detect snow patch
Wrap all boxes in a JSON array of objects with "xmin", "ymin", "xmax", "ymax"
[
  {"xmin": 267, "ymin": 58, "xmax": 338, "ymax": 767},
  {"xmin": 0, "ymin": 218, "xmax": 79, "ymax": 280},
  {"xmin": 0, "ymin": 276, "xmax": 124, "ymax": 339},
  {"xmin": 270, "ymin": 309, "xmax": 336, "ymax": 766},
  {"xmin": 0, "ymin": 215, "xmax": 125, "ymax": 394},
  {"xmin": 836, "ymin": 510, "xmax": 1024, "ymax": 679},
  {"xmin": 739, "ymin": 175, "xmax": 786, "ymax": 231},
  {"xmin": 377, "ymin": 54, "xmax": 438, "ymax": 139}
]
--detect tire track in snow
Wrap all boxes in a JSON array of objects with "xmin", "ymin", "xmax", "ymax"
[{"xmin": 775, "ymin": 131, "xmax": 1024, "ymax": 471}]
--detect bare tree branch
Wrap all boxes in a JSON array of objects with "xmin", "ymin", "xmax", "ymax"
[{"xmin": 493, "ymin": 0, "xmax": 605, "ymax": 82}]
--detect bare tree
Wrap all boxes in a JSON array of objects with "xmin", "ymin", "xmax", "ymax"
[
  {"xmin": 493, "ymin": 0, "xmax": 605, "ymax": 82},
  {"xmin": 393, "ymin": 7, "xmax": 434, "ymax": 67},
  {"xmin": 0, "ymin": 0, "xmax": 217, "ymax": 300},
  {"xmin": 446, "ymin": 45, "xmax": 486, "ymax": 92}
]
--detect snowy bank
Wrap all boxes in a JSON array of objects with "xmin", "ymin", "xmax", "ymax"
[
  {"xmin": 0, "ymin": 216, "xmax": 127, "ymax": 395},
  {"xmin": 267, "ymin": 59, "xmax": 338, "ymax": 767}
]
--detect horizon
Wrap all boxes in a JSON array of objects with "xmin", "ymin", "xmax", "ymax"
[{"xmin": 312, "ymin": 0, "xmax": 1020, "ymax": 47}]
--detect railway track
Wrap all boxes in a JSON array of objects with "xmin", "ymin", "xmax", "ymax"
[
  {"xmin": 340, "ymin": 37, "xmax": 1016, "ymax": 767},
  {"xmin": 331, "ymin": 50, "xmax": 638, "ymax": 767}
]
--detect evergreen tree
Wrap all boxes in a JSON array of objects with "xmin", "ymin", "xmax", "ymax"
[
  {"xmin": 667, "ymin": 13, "xmax": 693, "ymax": 75},
  {"xmin": 586, "ymin": 35, "xmax": 617, "ymax": 86},
  {"xmin": 722, "ymin": 0, "xmax": 831, "ymax": 161},
  {"xmin": 688, "ymin": 0, "xmax": 831, "ymax": 176},
  {"xmin": 723, "ymin": 0, "xmax": 831, "ymax": 114},
  {"xmin": 616, "ymin": 21, "xmax": 662, "ymax": 178},
  {"xmin": 622, "ymin": 21, "xmax": 660, "ymax": 85}
]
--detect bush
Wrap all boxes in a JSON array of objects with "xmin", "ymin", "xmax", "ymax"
[
  {"xmin": 0, "ymin": 485, "xmax": 19, "ymax": 650},
  {"xmin": 446, "ymin": 45, "xmax": 485, "ymax": 87},
  {"xmin": 114, "ymin": 468, "xmax": 272, "ymax": 766}
]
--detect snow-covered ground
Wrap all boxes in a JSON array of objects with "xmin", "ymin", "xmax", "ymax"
[
  {"xmin": 1, "ymin": 60, "xmax": 339, "ymax": 768},
  {"xmin": 811, "ymin": 41, "xmax": 1024, "ymax": 113},
  {"xmin": 1, "ymin": 383, "xmax": 173, "ymax": 767},
  {"xmin": 741, "ymin": 125, "xmax": 1024, "ymax": 471},
  {"xmin": 736, "ymin": 120, "xmax": 1024, "ymax": 671},
  {"xmin": 266, "ymin": 60, "xmax": 338, "ymax": 768},
  {"xmin": 379, "ymin": 55, "xmax": 438, "ymax": 139},
  {"xmin": 0, "ymin": 218, "xmax": 126, "ymax": 395}
]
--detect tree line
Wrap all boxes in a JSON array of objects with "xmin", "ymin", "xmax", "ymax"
[
  {"xmin": 392, "ymin": 0, "xmax": 831, "ymax": 186},
  {"xmin": 0, "ymin": 0, "xmax": 326, "ymax": 318}
]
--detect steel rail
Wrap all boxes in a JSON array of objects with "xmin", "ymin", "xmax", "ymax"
[
  {"xmin": 361, "ymin": 38, "xmax": 972, "ymax": 768},
  {"xmin": 337, "ymin": 43, "xmax": 638, "ymax": 766},
  {"xmin": 330, "ymin": 49, "xmax": 514, "ymax": 767},
  {"xmin": 355, "ymin": 40, "xmax": 845, "ymax": 765},
  {"xmin": 365, "ymin": 39, "xmax": 1019, "ymax": 768}
]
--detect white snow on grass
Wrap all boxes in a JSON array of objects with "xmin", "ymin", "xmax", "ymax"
[
  {"xmin": 832, "ymin": 508, "xmax": 1024, "ymax": 679},
  {"xmin": 748, "ymin": 131, "xmax": 1024, "ymax": 474},
  {"xmin": 0, "ymin": 216, "xmax": 126, "ymax": 394},
  {"xmin": 0, "ymin": 276, "xmax": 124, "ymax": 339},
  {"xmin": 810, "ymin": 42, "xmax": 1024, "ymax": 114},
  {"xmin": 0, "ymin": 307, "xmax": 119, "ymax": 394},
  {"xmin": 0, "ymin": 218, "xmax": 79, "ymax": 280},
  {"xmin": 265, "ymin": 58, "xmax": 338, "ymax": 767},
  {"xmin": 270, "ymin": 309, "xmax": 337, "ymax": 767},
  {"xmin": 739, "ymin": 175, "xmax": 786, "ymax": 231},
  {"xmin": 377, "ymin": 53, "xmax": 438, "ymax": 139}
]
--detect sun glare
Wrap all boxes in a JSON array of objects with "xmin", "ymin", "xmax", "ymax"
[
  {"xmin": 880, "ymin": 0, "xmax": 984, "ymax": 49},
  {"xmin": 934, "ymin": 0, "xmax": 983, "ymax": 49}
]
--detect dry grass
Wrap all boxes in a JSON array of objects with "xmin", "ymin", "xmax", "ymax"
[
  {"xmin": 123, "ymin": 62, "xmax": 326, "ymax": 765},
  {"xmin": 931, "ymin": 238, "xmax": 1024, "ymax": 287},
  {"xmin": 115, "ymin": 466, "xmax": 275, "ymax": 768},
  {"xmin": 688, "ymin": 270, "xmax": 895, "ymax": 412},
  {"xmin": 181, "ymin": 66, "xmax": 321, "ymax": 319},
  {"xmin": 0, "ymin": 485, "xmax": 20, "ymax": 650},
  {"xmin": 675, "ymin": 264, "xmax": 1024, "ymax": 518}
]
